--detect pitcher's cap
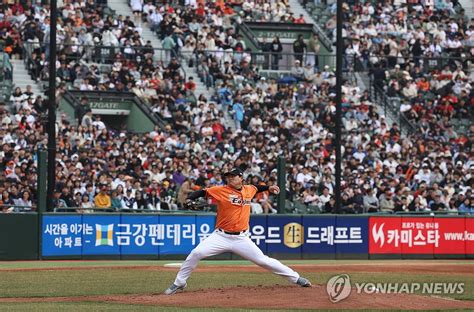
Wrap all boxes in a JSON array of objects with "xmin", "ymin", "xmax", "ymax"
[{"xmin": 223, "ymin": 168, "xmax": 243, "ymax": 177}]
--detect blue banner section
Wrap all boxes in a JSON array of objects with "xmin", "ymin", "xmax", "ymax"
[
  {"xmin": 196, "ymin": 215, "xmax": 216, "ymax": 246},
  {"xmin": 160, "ymin": 215, "xmax": 198, "ymax": 255},
  {"xmin": 267, "ymin": 216, "xmax": 304, "ymax": 254},
  {"xmin": 119, "ymin": 215, "xmax": 159, "ymax": 255},
  {"xmin": 42, "ymin": 215, "xmax": 369, "ymax": 257},
  {"xmin": 42, "ymin": 215, "xmax": 82, "ymax": 256},
  {"xmin": 82, "ymin": 215, "xmax": 121, "ymax": 255},
  {"xmin": 249, "ymin": 215, "xmax": 268, "ymax": 253},
  {"xmin": 335, "ymin": 217, "xmax": 368, "ymax": 254},
  {"xmin": 302, "ymin": 215, "xmax": 337, "ymax": 254}
]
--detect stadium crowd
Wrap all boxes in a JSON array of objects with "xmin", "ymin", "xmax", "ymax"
[{"xmin": 0, "ymin": 0, "xmax": 473, "ymax": 215}]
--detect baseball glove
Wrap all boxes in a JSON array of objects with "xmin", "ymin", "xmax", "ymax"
[{"xmin": 183, "ymin": 199, "xmax": 207, "ymax": 210}]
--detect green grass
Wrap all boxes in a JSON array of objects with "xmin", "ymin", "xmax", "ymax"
[
  {"xmin": 0, "ymin": 261, "xmax": 473, "ymax": 310},
  {"xmin": 0, "ymin": 303, "xmax": 287, "ymax": 312},
  {"xmin": 0, "ymin": 270, "xmax": 289, "ymax": 297},
  {"xmin": 1, "ymin": 259, "xmax": 472, "ymax": 270},
  {"xmin": 0, "ymin": 267, "xmax": 473, "ymax": 300}
]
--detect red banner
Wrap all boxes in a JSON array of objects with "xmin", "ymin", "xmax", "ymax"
[
  {"xmin": 369, "ymin": 217, "xmax": 468, "ymax": 255},
  {"xmin": 466, "ymin": 218, "xmax": 474, "ymax": 255},
  {"xmin": 369, "ymin": 217, "xmax": 402, "ymax": 254}
]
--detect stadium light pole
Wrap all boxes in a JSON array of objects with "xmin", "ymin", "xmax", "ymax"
[
  {"xmin": 334, "ymin": 0, "xmax": 343, "ymax": 213},
  {"xmin": 46, "ymin": 0, "xmax": 57, "ymax": 211}
]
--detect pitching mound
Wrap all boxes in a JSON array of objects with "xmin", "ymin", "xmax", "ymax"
[{"xmin": 1, "ymin": 285, "xmax": 473, "ymax": 310}]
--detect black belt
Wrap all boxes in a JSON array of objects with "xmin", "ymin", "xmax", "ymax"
[{"xmin": 218, "ymin": 229, "xmax": 247, "ymax": 235}]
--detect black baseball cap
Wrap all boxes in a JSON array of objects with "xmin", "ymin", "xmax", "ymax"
[{"xmin": 223, "ymin": 168, "xmax": 243, "ymax": 177}]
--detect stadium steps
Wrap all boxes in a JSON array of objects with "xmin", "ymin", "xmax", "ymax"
[
  {"xmin": 356, "ymin": 72, "xmax": 371, "ymax": 91},
  {"xmin": 10, "ymin": 59, "xmax": 43, "ymax": 96},
  {"xmin": 459, "ymin": 0, "xmax": 474, "ymax": 18},
  {"xmin": 354, "ymin": 72, "xmax": 397, "ymax": 127},
  {"xmin": 107, "ymin": 0, "xmax": 235, "ymax": 130},
  {"xmin": 9, "ymin": 59, "xmax": 73, "ymax": 124},
  {"xmin": 287, "ymin": 0, "xmax": 321, "ymax": 31},
  {"xmin": 106, "ymin": 0, "xmax": 211, "ymax": 95},
  {"xmin": 288, "ymin": 0, "xmax": 335, "ymax": 56},
  {"xmin": 106, "ymin": 0, "xmax": 164, "ymax": 53}
]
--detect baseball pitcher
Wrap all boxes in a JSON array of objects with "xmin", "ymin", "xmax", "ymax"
[{"xmin": 164, "ymin": 168, "xmax": 311, "ymax": 295}]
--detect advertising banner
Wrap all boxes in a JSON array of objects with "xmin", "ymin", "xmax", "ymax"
[
  {"xmin": 434, "ymin": 218, "xmax": 466, "ymax": 255},
  {"xmin": 42, "ymin": 215, "xmax": 82, "ymax": 256},
  {"xmin": 119, "ymin": 215, "xmax": 160, "ymax": 255},
  {"xmin": 82, "ymin": 215, "xmax": 121, "ymax": 255},
  {"xmin": 42, "ymin": 215, "xmax": 215, "ymax": 257},
  {"xmin": 465, "ymin": 218, "xmax": 474, "ymax": 255},
  {"xmin": 369, "ymin": 217, "xmax": 471, "ymax": 255},
  {"xmin": 399, "ymin": 217, "xmax": 436, "ymax": 255},
  {"xmin": 42, "ymin": 214, "xmax": 473, "ymax": 258},
  {"xmin": 266, "ymin": 215, "xmax": 303, "ymax": 254},
  {"xmin": 301, "ymin": 216, "xmax": 368, "ymax": 255},
  {"xmin": 335, "ymin": 216, "xmax": 368, "ymax": 255},
  {"xmin": 249, "ymin": 215, "xmax": 268, "ymax": 253},
  {"xmin": 159, "ymin": 215, "xmax": 199, "ymax": 255},
  {"xmin": 302, "ymin": 215, "xmax": 337, "ymax": 254}
]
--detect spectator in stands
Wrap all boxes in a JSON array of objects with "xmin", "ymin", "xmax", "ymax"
[
  {"xmin": 379, "ymin": 189, "xmax": 395, "ymax": 212},
  {"xmin": 429, "ymin": 191, "xmax": 448, "ymax": 211},
  {"xmin": 292, "ymin": 34, "xmax": 306, "ymax": 64},
  {"xmin": 290, "ymin": 60, "xmax": 305, "ymax": 81},
  {"xmin": 363, "ymin": 188, "xmax": 379, "ymax": 213},
  {"xmin": 110, "ymin": 190, "xmax": 123, "ymax": 211},
  {"xmin": 130, "ymin": 0, "xmax": 143, "ymax": 25},
  {"xmin": 14, "ymin": 190, "xmax": 34, "ymax": 211},
  {"xmin": 270, "ymin": 36, "xmax": 283, "ymax": 70},
  {"xmin": 146, "ymin": 188, "xmax": 161, "ymax": 210},
  {"xmin": 79, "ymin": 194, "xmax": 94, "ymax": 213},
  {"xmin": 306, "ymin": 33, "xmax": 320, "ymax": 70},
  {"xmin": 177, "ymin": 178, "xmax": 195, "ymax": 208},
  {"xmin": 0, "ymin": 0, "xmax": 473, "ymax": 217},
  {"xmin": 94, "ymin": 183, "xmax": 111, "ymax": 209},
  {"xmin": 232, "ymin": 100, "xmax": 244, "ymax": 130},
  {"xmin": 75, "ymin": 96, "xmax": 90, "ymax": 122},
  {"xmin": 135, "ymin": 191, "xmax": 147, "ymax": 210},
  {"xmin": 458, "ymin": 198, "xmax": 473, "ymax": 215}
]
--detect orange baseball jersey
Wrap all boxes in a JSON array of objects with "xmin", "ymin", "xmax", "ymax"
[{"xmin": 205, "ymin": 185, "xmax": 258, "ymax": 232}]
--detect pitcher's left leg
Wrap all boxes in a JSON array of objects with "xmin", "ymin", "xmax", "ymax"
[{"xmin": 232, "ymin": 235, "xmax": 300, "ymax": 283}]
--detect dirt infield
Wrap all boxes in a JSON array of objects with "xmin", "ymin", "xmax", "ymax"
[{"xmin": 1, "ymin": 285, "xmax": 473, "ymax": 310}]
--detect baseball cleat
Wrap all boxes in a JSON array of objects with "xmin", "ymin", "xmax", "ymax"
[
  {"xmin": 296, "ymin": 277, "xmax": 312, "ymax": 287},
  {"xmin": 164, "ymin": 283, "xmax": 186, "ymax": 295}
]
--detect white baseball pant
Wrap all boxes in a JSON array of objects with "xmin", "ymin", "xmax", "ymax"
[{"xmin": 174, "ymin": 230, "xmax": 300, "ymax": 286}]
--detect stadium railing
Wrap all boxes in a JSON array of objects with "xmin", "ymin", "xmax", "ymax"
[
  {"xmin": 1, "ymin": 203, "xmax": 465, "ymax": 216},
  {"xmin": 364, "ymin": 55, "xmax": 473, "ymax": 73},
  {"xmin": 239, "ymin": 21, "xmax": 333, "ymax": 53},
  {"xmin": 367, "ymin": 54, "xmax": 473, "ymax": 135},
  {"xmin": 180, "ymin": 50, "xmax": 349, "ymax": 72},
  {"xmin": 62, "ymin": 89, "xmax": 169, "ymax": 130},
  {"xmin": 22, "ymin": 42, "xmax": 178, "ymax": 68},
  {"xmin": 393, "ymin": 210, "xmax": 461, "ymax": 215},
  {"xmin": 20, "ymin": 42, "xmax": 368, "ymax": 75},
  {"xmin": 0, "ymin": 52, "xmax": 13, "ymax": 101},
  {"xmin": 369, "ymin": 82, "xmax": 417, "ymax": 135},
  {"xmin": 297, "ymin": 0, "xmax": 334, "ymax": 39},
  {"xmin": 27, "ymin": 205, "xmax": 463, "ymax": 216},
  {"xmin": 0, "ymin": 204, "xmax": 36, "ymax": 213},
  {"xmin": 51, "ymin": 206, "xmax": 216, "ymax": 214}
]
